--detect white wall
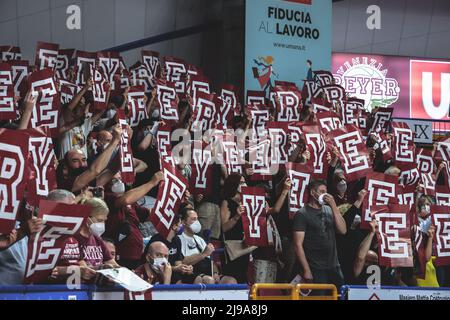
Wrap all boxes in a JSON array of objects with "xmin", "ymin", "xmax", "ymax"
[
  {"xmin": 0, "ymin": 0, "xmax": 208, "ymax": 67},
  {"xmin": 333, "ymin": 0, "xmax": 450, "ymax": 58}
]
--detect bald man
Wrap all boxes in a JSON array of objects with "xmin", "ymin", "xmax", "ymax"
[
  {"xmin": 134, "ymin": 241, "xmax": 172, "ymax": 284},
  {"xmin": 56, "ymin": 125, "xmax": 122, "ymax": 193}
]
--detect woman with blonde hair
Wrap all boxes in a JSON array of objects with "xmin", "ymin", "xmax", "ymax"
[{"xmin": 75, "ymin": 197, "xmax": 119, "ymax": 269}]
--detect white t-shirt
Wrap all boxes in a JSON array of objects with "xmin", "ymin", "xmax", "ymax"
[
  {"xmin": 178, "ymin": 233, "xmax": 206, "ymax": 258},
  {"xmin": 59, "ymin": 117, "xmax": 93, "ymax": 159}
]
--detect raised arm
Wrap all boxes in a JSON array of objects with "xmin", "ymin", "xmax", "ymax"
[
  {"xmin": 114, "ymin": 171, "xmax": 163, "ymax": 207},
  {"xmin": 67, "ymin": 79, "xmax": 92, "ymax": 112},
  {"xmin": 323, "ymin": 194, "xmax": 347, "ymax": 235},
  {"xmin": 17, "ymin": 91, "xmax": 36, "ymax": 130},
  {"xmin": 268, "ymin": 178, "xmax": 291, "ymax": 215},
  {"xmin": 72, "ymin": 125, "xmax": 122, "ymax": 192},
  {"xmin": 353, "ymin": 219, "xmax": 377, "ymax": 278}
]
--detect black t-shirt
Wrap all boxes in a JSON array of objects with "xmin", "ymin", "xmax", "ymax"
[
  {"xmin": 131, "ymin": 127, "xmax": 160, "ymax": 197},
  {"xmin": 292, "ymin": 205, "xmax": 339, "ymax": 270},
  {"xmin": 149, "ymin": 233, "xmax": 182, "ymax": 266}
]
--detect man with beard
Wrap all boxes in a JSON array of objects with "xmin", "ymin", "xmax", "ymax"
[{"xmin": 57, "ymin": 124, "xmax": 122, "ymax": 193}]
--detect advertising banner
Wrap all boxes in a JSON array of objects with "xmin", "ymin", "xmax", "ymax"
[
  {"xmin": 245, "ymin": 0, "xmax": 332, "ymax": 94},
  {"xmin": 332, "ymin": 53, "xmax": 450, "ymax": 122}
]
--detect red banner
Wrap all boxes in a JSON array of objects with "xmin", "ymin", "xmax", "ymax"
[
  {"xmin": 97, "ymin": 51, "xmax": 121, "ymax": 91},
  {"xmin": 359, "ymin": 110, "xmax": 370, "ymax": 138},
  {"xmin": 164, "ymin": 56, "xmax": 187, "ymax": 96},
  {"xmin": 392, "ymin": 122, "xmax": 416, "ymax": 170},
  {"xmin": 431, "ymin": 205, "xmax": 450, "ymax": 266},
  {"xmin": 55, "ymin": 49, "xmax": 74, "ymax": 80},
  {"xmin": 416, "ymin": 153, "xmax": 434, "ymax": 193},
  {"xmin": 190, "ymin": 92, "xmax": 219, "ymax": 132},
  {"xmin": 397, "ymin": 184, "xmax": 415, "ymax": 208},
  {"xmin": 435, "ymin": 185, "xmax": 450, "ymax": 206},
  {"xmin": 317, "ymin": 111, "xmax": 342, "ymax": 134},
  {"xmin": 287, "ymin": 122, "xmax": 303, "ymax": 156},
  {"xmin": 267, "ymin": 122, "xmax": 289, "ymax": 165},
  {"xmin": 314, "ymin": 70, "xmax": 334, "ymax": 87},
  {"xmin": 24, "ymin": 200, "xmax": 91, "ymax": 284},
  {"xmin": 92, "ymin": 66, "xmax": 110, "ymax": 111},
  {"xmin": 28, "ymin": 68, "xmax": 60, "ymax": 137},
  {"xmin": 156, "ymin": 124, "xmax": 175, "ymax": 168},
  {"xmin": 435, "ymin": 137, "xmax": 450, "ymax": 162},
  {"xmin": 302, "ymin": 81, "xmax": 321, "ymax": 106},
  {"xmin": 399, "ymin": 166, "xmax": 420, "ymax": 187},
  {"xmin": 372, "ymin": 204, "xmax": 413, "ymax": 268},
  {"xmin": 311, "ymin": 97, "xmax": 332, "ymax": 113},
  {"xmin": 0, "ymin": 62, "xmax": 18, "ymax": 120},
  {"xmin": 74, "ymin": 51, "xmax": 97, "ymax": 85},
  {"xmin": 141, "ymin": 50, "xmax": 160, "ymax": 79},
  {"xmin": 342, "ymin": 98, "xmax": 364, "ymax": 126},
  {"xmin": 218, "ymin": 84, "xmax": 240, "ymax": 128},
  {"xmin": 220, "ymin": 132, "xmax": 244, "ymax": 175},
  {"xmin": 300, "ymin": 124, "xmax": 329, "ymax": 180},
  {"xmin": 272, "ymin": 86, "xmax": 302, "ymax": 122},
  {"xmin": 0, "ymin": 46, "xmax": 21, "ymax": 61},
  {"xmin": 286, "ymin": 162, "xmax": 313, "ymax": 217},
  {"xmin": 0, "ymin": 129, "xmax": 29, "ymax": 234},
  {"xmin": 247, "ymin": 104, "xmax": 270, "ymax": 138},
  {"xmin": 59, "ymin": 80, "xmax": 81, "ymax": 105},
  {"xmin": 9, "ymin": 60, "xmax": 29, "ymax": 98},
  {"xmin": 241, "ymin": 187, "xmax": 269, "ymax": 247},
  {"xmin": 117, "ymin": 110, "xmax": 134, "ymax": 184},
  {"xmin": 130, "ymin": 62, "xmax": 154, "ymax": 93},
  {"xmin": 248, "ymin": 138, "xmax": 271, "ymax": 181},
  {"xmin": 246, "ymin": 90, "xmax": 266, "ymax": 106},
  {"xmin": 27, "ymin": 127, "xmax": 57, "ymax": 208},
  {"xmin": 35, "ymin": 42, "xmax": 59, "ymax": 70},
  {"xmin": 188, "ymin": 74, "xmax": 210, "ymax": 107},
  {"xmin": 190, "ymin": 140, "xmax": 213, "ymax": 197},
  {"xmin": 321, "ymin": 84, "xmax": 346, "ymax": 105},
  {"xmin": 157, "ymin": 79, "xmax": 178, "ymax": 123},
  {"xmin": 361, "ymin": 172, "xmax": 398, "ymax": 229},
  {"xmin": 127, "ymin": 85, "xmax": 148, "ymax": 128},
  {"xmin": 371, "ymin": 131, "xmax": 392, "ymax": 162},
  {"xmin": 370, "ymin": 107, "xmax": 393, "ymax": 133},
  {"xmin": 328, "ymin": 125, "xmax": 371, "ymax": 182},
  {"xmin": 150, "ymin": 162, "xmax": 188, "ymax": 239}
]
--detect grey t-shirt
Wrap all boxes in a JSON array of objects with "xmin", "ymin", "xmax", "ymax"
[
  {"xmin": 292, "ymin": 205, "xmax": 339, "ymax": 270},
  {"xmin": 0, "ymin": 236, "xmax": 28, "ymax": 285}
]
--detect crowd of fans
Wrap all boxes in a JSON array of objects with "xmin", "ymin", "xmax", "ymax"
[{"xmin": 0, "ymin": 44, "xmax": 449, "ymax": 291}]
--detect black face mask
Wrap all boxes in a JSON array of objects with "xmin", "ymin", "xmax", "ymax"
[{"xmin": 69, "ymin": 166, "xmax": 87, "ymax": 177}]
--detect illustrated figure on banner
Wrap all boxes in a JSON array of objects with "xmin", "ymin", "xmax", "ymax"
[{"xmin": 252, "ymin": 56, "xmax": 278, "ymax": 94}]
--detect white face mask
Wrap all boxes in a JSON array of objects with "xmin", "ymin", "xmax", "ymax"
[
  {"xmin": 111, "ymin": 180, "xmax": 125, "ymax": 194},
  {"xmin": 152, "ymin": 257, "xmax": 168, "ymax": 268},
  {"xmin": 151, "ymin": 109, "xmax": 160, "ymax": 119},
  {"xmin": 336, "ymin": 180, "xmax": 347, "ymax": 193},
  {"xmin": 89, "ymin": 220, "xmax": 105, "ymax": 237},
  {"xmin": 188, "ymin": 220, "xmax": 202, "ymax": 234},
  {"xmin": 351, "ymin": 215, "xmax": 361, "ymax": 230},
  {"xmin": 102, "ymin": 142, "xmax": 110, "ymax": 149},
  {"xmin": 318, "ymin": 193, "xmax": 326, "ymax": 206},
  {"xmin": 106, "ymin": 109, "xmax": 116, "ymax": 119},
  {"xmin": 424, "ymin": 205, "xmax": 431, "ymax": 214}
]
